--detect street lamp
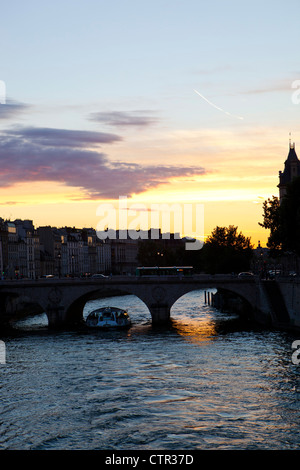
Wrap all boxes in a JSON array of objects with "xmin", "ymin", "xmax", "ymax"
[{"xmin": 157, "ymin": 252, "xmax": 164, "ymax": 266}]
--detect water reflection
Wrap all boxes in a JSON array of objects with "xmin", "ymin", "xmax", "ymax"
[
  {"xmin": 170, "ymin": 288, "xmax": 238, "ymax": 343},
  {"xmin": 12, "ymin": 313, "xmax": 48, "ymax": 331},
  {"xmin": 171, "ymin": 317, "xmax": 218, "ymax": 343}
]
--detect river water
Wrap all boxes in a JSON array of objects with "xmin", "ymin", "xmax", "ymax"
[{"xmin": 1, "ymin": 289, "xmax": 300, "ymax": 450}]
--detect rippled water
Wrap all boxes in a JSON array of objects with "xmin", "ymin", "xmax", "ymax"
[{"xmin": 1, "ymin": 289, "xmax": 300, "ymax": 450}]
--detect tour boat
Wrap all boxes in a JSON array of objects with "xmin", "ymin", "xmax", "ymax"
[{"xmin": 85, "ymin": 306, "xmax": 131, "ymax": 329}]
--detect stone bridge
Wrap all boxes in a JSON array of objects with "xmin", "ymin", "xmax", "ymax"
[{"xmin": 0, "ymin": 274, "xmax": 299, "ymax": 330}]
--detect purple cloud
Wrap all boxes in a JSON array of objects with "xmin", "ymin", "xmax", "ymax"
[
  {"xmin": 0, "ymin": 126, "xmax": 207, "ymax": 199},
  {"xmin": 7, "ymin": 126, "xmax": 122, "ymax": 147},
  {"xmin": 89, "ymin": 110, "xmax": 159, "ymax": 128},
  {"xmin": 0, "ymin": 100, "xmax": 31, "ymax": 120}
]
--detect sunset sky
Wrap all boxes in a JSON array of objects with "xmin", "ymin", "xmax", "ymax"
[{"xmin": 1, "ymin": 0, "xmax": 300, "ymax": 247}]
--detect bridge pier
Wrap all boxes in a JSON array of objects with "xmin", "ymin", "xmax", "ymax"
[
  {"xmin": 46, "ymin": 305, "xmax": 67, "ymax": 329},
  {"xmin": 148, "ymin": 304, "xmax": 171, "ymax": 326}
]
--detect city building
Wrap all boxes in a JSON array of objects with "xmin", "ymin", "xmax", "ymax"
[
  {"xmin": 38, "ymin": 226, "xmax": 61, "ymax": 276},
  {"xmin": 109, "ymin": 236, "xmax": 139, "ymax": 275},
  {"xmin": 0, "ymin": 219, "xmax": 8, "ymax": 278},
  {"xmin": 0, "ymin": 218, "xmax": 189, "ymax": 279},
  {"xmin": 3, "ymin": 220, "xmax": 41, "ymax": 279},
  {"xmin": 38, "ymin": 225, "xmax": 112, "ymax": 277}
]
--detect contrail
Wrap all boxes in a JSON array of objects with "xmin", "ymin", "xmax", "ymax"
[{"xmin": 193, "ymin": 89, "xmax": 244, "ymax": 120}]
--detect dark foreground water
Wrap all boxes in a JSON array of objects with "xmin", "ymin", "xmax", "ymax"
[{"xmin": 1, "ymin": 289, "xmax": 300, "ymax": 450}]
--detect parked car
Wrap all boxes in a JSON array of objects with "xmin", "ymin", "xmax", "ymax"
[
  {"xmin": 91, "ymin": 274, "xmax": 109, "ymax": 279},
  {"xmin": 268, "ymin": 270, "xmax": 281, "ymax": 279},
  {"xmin": 238, "ymin": 272, "xmax": 254, "ymax": 278}
]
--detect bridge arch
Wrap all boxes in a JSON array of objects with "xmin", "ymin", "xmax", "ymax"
[
  {"xmin": 0, "ymin": 290, "xmax": 45, "ymax": 327},
  {"xmin": 168, "ymin": 284, "xmax": 255, "ymax": 322},
  {"xmin": 170, "ymin": 288, "xmax": 213, "ymax": 311},
  {"xmin": 63, "ymin": 285, "xmax": 152, "ymax": 327}
]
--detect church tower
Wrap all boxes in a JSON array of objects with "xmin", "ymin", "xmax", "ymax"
[{"xmin": 278, "ymin": 139, "xmax": 300, "ymax": 202}]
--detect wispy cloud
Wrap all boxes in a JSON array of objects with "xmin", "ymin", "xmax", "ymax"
[
  {"xmin": 0, "ymin": 126, "xmax": 206, "ymax": 199},
  {"xmin": 240, "ymin": 80, "xmax": 291, "ymax": 95},
  {"xmin": 0, "ymin": 201, "xmax": 22, "ymax": 206},
  {"xmin": 7, "ymin": 126, "xmax": 122, "ymax": 147},
  {"xmin": 88, "ymin": 110, "xmax": 159, "ymax": 128},
  {"xmin": 0, "ymin": 100, "xmax": 31, "ymax": 120}
]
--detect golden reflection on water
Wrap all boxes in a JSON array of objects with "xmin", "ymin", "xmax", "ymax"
[{"xmin": 171, "ymin": 317, "xmax": 218, "ymax": 343}]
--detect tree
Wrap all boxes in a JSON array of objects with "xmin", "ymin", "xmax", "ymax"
[
  {"xmin": 258, "ymin": 195, "xmax": 282, "ymax": 253},
  {"xmin": 259, "ymin": 177, "xmax": 300, "ymax": 255},
  {"xmin": 202, "ymin": 225, "xmax": 253, "ymax": 273}
]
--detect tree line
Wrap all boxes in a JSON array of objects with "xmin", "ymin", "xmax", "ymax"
[{"xmin": 138, "ymin": 225, "xmax": 253, "ymax": 274}]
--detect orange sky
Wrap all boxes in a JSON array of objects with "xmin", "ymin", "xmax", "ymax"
[{"xmin": 0, "ymin": 123, "xmax": 286, "ymax": 248}]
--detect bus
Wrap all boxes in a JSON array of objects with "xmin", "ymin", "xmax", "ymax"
[{"xmin": 135, "ymin": 266, "xmax": 193, "ymax": 277}]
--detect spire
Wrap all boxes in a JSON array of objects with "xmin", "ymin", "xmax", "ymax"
[
  {"xmin": 287, "ymin": 141, "xmax": 298, "ymax": 161},
  {"xmin": 289, "ymin": 132, "xmax": 295, "ymax": 150}
]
